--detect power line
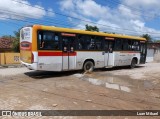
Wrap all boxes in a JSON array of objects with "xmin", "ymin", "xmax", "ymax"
[
  {"xmin": 0, "ymin": 15, "xmax": 149, "ymax": 35},
  {"xmin": 106, "ymin": 0, "xmax": 160, "ymax": 18},
  {"xmin": 0, "ymin": 9, "xmax": 139, "ymax": 34},
  {"xmin": 9, "ymin": 0, "xmax": 152, "ymax": 34},
  {"xmin": 1, "ymin": 15, "xmax": 160, "ymax": 37},
  {"xmin": 1, "ymin": 0, "xmax": 160, "ymax": 35},
  {"xmin": 0, "ymin": 9, "xmax": 74, "ymax": 28},
  {"xmin": 0, "ymin": 16, "xmax": 74, "ymax": 29}
]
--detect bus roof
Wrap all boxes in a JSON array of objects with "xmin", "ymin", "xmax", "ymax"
[{"xmin": 33, "ymin": 25, "xmax": 146, "ymax": 41}]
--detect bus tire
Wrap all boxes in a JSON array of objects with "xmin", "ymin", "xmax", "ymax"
[
  {"xmin": 83, "ymin": 61, "xmax": 94, "ymax": 72},
  {"xmin": 130, "ymin": 59, "xmax": 136, "ymax": 69}
]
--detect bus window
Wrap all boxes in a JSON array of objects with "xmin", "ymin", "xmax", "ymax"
[
  {"xmin": 105, "ymin": 40, "xmax": 114, "ymax": 53},
  {"xmin": 78, "ymin": 35, "xmax": 103, "ymax": 50},
  {"xmin": 54, "ymin": 33, "xmax": 60, "ymax": 49},
  {"xmin": 62, "ymin": 36, "xmax": 76, "ymax": 52},
  {"xmin": 78, "ymin": 35, "xmax": 90, "ymax": 50},
  {"xmin": 115, "ymin": 39, "xmax": 122, "ymax": 50},
  {"xmin": 38, "ymin": 31, "xmax": 60, "ymax": 50},
  {"xmin": 132, "ymin": 41, "xmax": 140, "ymax": 51},
  {"xmin": 128, "ymin": 40, "xmax": 132, "ymax": 50},
  {"xmin": 122, "ymin": 39, "xmax": 129, "ymax": 51},
  {"xmin": 108, "ymin": 41, "xmax": 114, "ymax": 53},
  {"xmin": 95, "ymin": 36, "xmax": 103, "ymax": 50},
  {"xmin": 78, "ymin": 35, "xmax": 85, "ymax": 50},
  {"xmin": 104, "ymin": 40, "xmax": 109, "ymax": 51},
  {"xmin": 88, "ymin": 36, "xmax": 95, "ymax": 50}
]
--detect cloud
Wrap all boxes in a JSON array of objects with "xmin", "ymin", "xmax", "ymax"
[
  {"xmin": 0, "ymin": 0, "xmax": 54, "ymax": 20},
  {"xmin": 122, "ymin": 0, "xmax": 160, "ymax": 8},
  {"xmin": 122, "ymin": 0, "xmax": 160, "ymax": 18},
  {"xmin": 59, "ymin": 0, "xmax": 160, "ymax": 39},
  {"xmin": 47, "ymin": 8, "xmax": 55, "ymax": 17},
  {"xmin": 60, "ymin": 0, "xmax": 110, "ymax": 20}
]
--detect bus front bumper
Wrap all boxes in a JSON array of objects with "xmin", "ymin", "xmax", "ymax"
[{"xmin": 21, "ymin": 61, "xmax": 37, "ymax": 70}]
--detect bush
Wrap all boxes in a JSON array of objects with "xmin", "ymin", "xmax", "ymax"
[{"xmin": 12, "ymin": 38, "xmax": 20, "ymax": 52}]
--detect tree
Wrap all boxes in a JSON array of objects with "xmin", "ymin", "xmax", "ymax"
[
  {"xmin": 154, "ymin": 40, "xmax": 160, "ymax": 43},
  {"xmin": 104, "ymin": 32, "xmax": 115, "ymax": 34},
  {"xmin": 141, "ymin": 34, "xmax": 152, "ymax": 42},
  {"xmin": 2, "ymin": 35, "xmax": 14, "ymax": 39},
  {"xmin": 1, "ymin": 30, "xmax": 20, "ymax": 52},
  {"xmin": 85, "ymin": 24, "xmax": 99, "ymax": 32},
  {"xmin": 12, "ymin": 30, "xmax": 20, "ymax": 52}
]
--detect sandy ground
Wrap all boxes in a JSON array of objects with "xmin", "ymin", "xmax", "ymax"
[{"xmin": 0, "ymin": 62, "xmax": 160, "ymax": 119}]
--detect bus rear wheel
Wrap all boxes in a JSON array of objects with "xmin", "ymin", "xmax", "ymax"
[
  {"xmin": 83, "ymin": 61, "xmax": 94, "ymax": 72},
  {"xmin": 130, "ymin": 59, "xmax": 136, "ymax": 69}
]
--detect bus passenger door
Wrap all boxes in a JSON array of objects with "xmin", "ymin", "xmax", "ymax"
[
  {"xmin": 62, "ymin": 34, "xmax": 76, "ymax": 70},
  {"xmin": 140, "ymin": 42, "xmax": 147, "ymax": 64},
  {"xmin": 104, "ymin": 39, "xmax": 114, "ymax": 67}
]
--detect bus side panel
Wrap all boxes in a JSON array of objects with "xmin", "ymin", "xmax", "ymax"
[
  {"xmin": 68, "ymin": 55, "xmax": 76, "ymax": 70},
  {"xmin": 76, "ymin": 51, "xmax": 105, "ymax": 69},
  {"xmin": 105, "ymin": 52, "xmax": 114, "ymax": 67},
  {"xmin": 37, "ymin": 52, "xmax": 62, "ymax": 71},
  {"xmin": 20, "ymin": 27, "xmax": 32, "ymax": 64},
  {"xmin": 114, "ymin": 52, "xmax": 140, "ymax": 66}
]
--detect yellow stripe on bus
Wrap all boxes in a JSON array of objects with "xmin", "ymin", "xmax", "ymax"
[{"xmin": 33, "ymin": 25, "xmax": 146, "ymax": 41}]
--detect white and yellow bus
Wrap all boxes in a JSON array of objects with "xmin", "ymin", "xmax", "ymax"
[{"xmin": 20, "ymin": 25, "xmax": 147, "ymax": 72}]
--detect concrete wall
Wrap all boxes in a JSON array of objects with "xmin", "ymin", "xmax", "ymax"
[
  {"xmin": 0, "ymin": 53, "xmax": 5, "ymax": 65},
  {"xmin": 146, "ymin": 48, "xmax": 160, "ymax": 63},
  {"xmin": 0, "ymin": 53, "xmax": 20, "ymax": 65},
  {"xmin": 154, "ymin": 48, "xmax": 160, "ymax": 62},
  {"xmin": 146, "ymin": 49, "xmax": 154, "ymax": 62}
]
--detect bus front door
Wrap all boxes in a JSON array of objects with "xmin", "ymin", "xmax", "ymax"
[
  {"xmin": 104, "ymin": 40, "xmax": 114, "ymax": 67},
  {"xmin": 62, "ymin": 36, "xmax": 76, "ymax": 70},
  {"xmin": 140, "ymin": 42, "xmax": 147, "ymax": 64}
]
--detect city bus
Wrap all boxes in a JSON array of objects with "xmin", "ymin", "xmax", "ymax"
[{"xmin": 20, "ymin": 25, "xmax": 147, "ymax": 72}]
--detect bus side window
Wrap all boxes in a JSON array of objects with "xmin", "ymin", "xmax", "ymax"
[
  {"xmin": 115, "ymin": 39, "xmax": 122, "ymax": 51},
  {"xmin": 38, "ymin": 31, "xmax": 60, "ymax": 50},
  {"xmin": 132, "ymin": 41, "xmax": 140, "ymax": 51},
  {"xmin": 78, "ymin": 35, "xmax": 90, "ymax": 50},
  {"xmin": 122, "ymin": 39, "xmax": 129, "ymax": 51},
  {"xmin": 95, "ymin": 36, "xmax": 103, "ymax": 50},
  {"xmin": 104, "ymin": 40, "xmax": 109, "ymax": 51},
  {"xmin": 77, "ymin": 35, "xmax": 103, "ymax": 50},
  {"xmin": 43, "ymin": 32, "xmax": 54, "ymax": 49},
  {"xmin": 108, "ymin": 41, "xmax": 114, "ymax": 53},
  {"xmin": 38, "ymin": 31, "xmax": 44, "ymax": 49},
  {"xmin": 78, "ymin": 35, "xmax": 83, "ymax": 50},
  {"xmin": 88, "ymin": 36, "xmax": 95, "ymax": 50},
  {"xmin": 128, "ymin": 40, "xmax": 132, "ymax": 50},
  {"xmin": 54, "ymin": 33, "xmax": 60, "ymax": 49}
]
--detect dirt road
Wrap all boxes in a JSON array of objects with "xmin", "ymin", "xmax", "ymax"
[{"xmin": 0, "ymin": 63, "xmax": 160, "ymax": 118}]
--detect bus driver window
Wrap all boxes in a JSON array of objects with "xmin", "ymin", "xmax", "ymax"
[
  {"xmin": 38, "ymin": 33, "xmax": 44, "ymax": 48},
  {"xmin": 40, "ymin": 40, "xmax": 45, "ymax": 48}
]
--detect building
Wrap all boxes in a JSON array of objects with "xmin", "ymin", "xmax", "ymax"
[
  {"xmin": 147, "ymin": 43, "xmax": 160, "ymax": 62},
  {"xmin": 0, "ymin": 38, "xmax": 13, "ymax": 52}
]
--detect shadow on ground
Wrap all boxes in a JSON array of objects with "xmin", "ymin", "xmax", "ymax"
[
  {"xmin": 95, "ymin": 65, "xmax": 145, "ymax": 72},
  {"xmin": 24, "ymin": 66, "xmax": 145, "ymax": 79},
  {"xmin": 24, "ymin": 70, "xmax": 82, "ymax": 79}
]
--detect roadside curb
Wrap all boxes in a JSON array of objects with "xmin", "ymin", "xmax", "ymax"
[{"xmin": 0, "ymin": 64, "xmax": 24, "ymax": 68}]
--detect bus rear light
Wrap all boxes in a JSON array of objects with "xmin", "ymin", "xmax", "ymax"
[{"xmin": 31, "ymin": 53, "xmax": 34, "ymax": 63}]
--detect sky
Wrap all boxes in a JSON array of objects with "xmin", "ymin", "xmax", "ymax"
[{"xmin": 0, "ymin": 0, "xmax": 160, "ymax": 40}]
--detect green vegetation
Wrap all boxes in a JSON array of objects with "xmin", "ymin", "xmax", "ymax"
[
  {"xmin": 85, "ymin": 24, "xmax": 99, "ymax": 32},
  {"xmin": 154, "ymin": 40, "xmax": 160, "ymax": 43},
  {"xmin": 141, "ymin": 34, "xmax": 152, "ymax": 42},
  {"xmin": 12, "ymin": 30, "xmax": 20, "ymax": 52},
  {"xmin": 1, "ymin": 29, "xmax": 20, "ymax": 52}
]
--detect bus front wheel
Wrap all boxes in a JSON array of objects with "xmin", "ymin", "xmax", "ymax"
[
  {"xmin": 130, "ymin": 59, "xmax": 136, "ymax": 69},
  {"xmin": 83, "ymin": 61, "xmax": 94, "ymax": 72}
]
